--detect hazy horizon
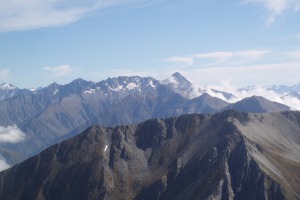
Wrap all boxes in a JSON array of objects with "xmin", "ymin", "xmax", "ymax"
[{"xmin": 0, "ymin": 0, "xmax": 300, "ymax": 88}]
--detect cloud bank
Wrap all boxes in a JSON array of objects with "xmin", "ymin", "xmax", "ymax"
[{"xmin": 205, "ymin": 82, "xmax": 300, "ymax": 110}]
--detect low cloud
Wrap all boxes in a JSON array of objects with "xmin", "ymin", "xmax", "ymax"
[
  {"xmin": 0, "ymin": 156, "xmax": 10, "ymax": 171},
  {"xmin": 0, "ymin": 125, "xmax": 26, "ymax": 143},
  {"xmin": 43, "ymin": 65, "xmax": 73, "ymax": 78},
  {"xmin": 0, "ymin": 69, "xmax": 9, "ymax": 79}
]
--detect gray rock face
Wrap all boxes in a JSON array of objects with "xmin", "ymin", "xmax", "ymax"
[{"xmin": 0, "ymin": 110, "xmax": 299, "ymax": 200}]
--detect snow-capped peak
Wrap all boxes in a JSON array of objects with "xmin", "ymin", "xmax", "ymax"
[
  {"xmin": 0, "ymin": 83, "xmax": 17, "ymax": 90},
  {"xmin": 163, "ymin": 72, "xmax": 192, "ymax": 88},
  {"xmin": 161, "ymin": 72, "xmax": 202, "ymax": 99}
]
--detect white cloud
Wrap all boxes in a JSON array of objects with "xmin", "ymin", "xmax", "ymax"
[
  {"xmin": 0, "ymin": 0, "xmax": 156, "ymax": 32},
  {"xmin": 164, "ymin": 50, "xmax": 270, "ymax": 69},
  {"xmin": 43, "ymin": 65, "xmax": 73, "ymax": 77},
  {"xmin": 192, "ymin": 50, "xmax": 270, "ymax": 65},
  {"xmin": 165, "ymin": 56, "xmax": 194, "ymax": 67},
  {"xmin": 0, "ymin": 69, "xmax": 9, "ymax": 79},
  {"xmin": 0, "ymin": 125, "xmax": 26, "ymax": 143},
  {"xmin": 0, "ymin": 156, "xmax": 10, "ymax": 171},
  {"xmin": 244, "ymin": 0, "xmax": 300, "ymax": 24}
]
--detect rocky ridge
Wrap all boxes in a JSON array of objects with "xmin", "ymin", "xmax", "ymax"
[{"xmin": 0, "ymin": 110, "xmax": 299, "ymax": 200}]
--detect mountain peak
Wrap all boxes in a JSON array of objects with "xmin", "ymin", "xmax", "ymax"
[
  {"xmin": 224, "ymin": 95, "xmax": 290, "ymax": 113},
  {"xmin": 161, "ymin": 72, "xmax": 199, "ymax": 99},
  {"xmin": 0, "ymin": 83, "xmax": 17, "ymax": 90},
  {"xmin": 171, "ymin": 71, "xmax": 184, "ymax": 78},
  {"xmin": 163, "ymin": 72, "xmax": 192, "ymax": 87},
  {"xmin": 170, "ymin": 72, "xmax": 191, "ymax": 83}
]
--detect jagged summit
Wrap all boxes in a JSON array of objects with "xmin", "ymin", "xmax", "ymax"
[
  {"xmin": 166, "ymin": 72, "xmax": 193, "ymax": 87},
  {"xmin": 162, "ymin": 72, "xmax": 199, "ymax": 98}
]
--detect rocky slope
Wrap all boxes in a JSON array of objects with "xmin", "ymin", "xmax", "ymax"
[
  {"xmin": 0, "ymin": 110, "xmax": 299, "ymax": 200},
  {"xmin": 224, "ymin": 96, "xmax": 290, "ymax": 113}
]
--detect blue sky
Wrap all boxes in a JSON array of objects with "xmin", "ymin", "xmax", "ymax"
[{"xmin": 0, "ymin": 0, "xmax": 300, "ymax": 88}]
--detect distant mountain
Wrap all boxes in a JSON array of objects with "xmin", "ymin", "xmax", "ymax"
[
  {"xmin": 224, "ymin": 96, "xmax": 290, "ymax": 113},
  {"xmin": 0, "ymin": 110, "xmax": 299, "ymax": 199},
  {"xmin": 0, "ymin": 83, "xmax": 32, "ymax": 100},
  {"xmin": 153, "ymin": 93, "xmax": 229, "ymax": 118},
  {"xmin": 0, "ymin": 75, "xmax": 228, "ymax": 169},
  {"xmin": 162, "ymin": 72, "xmax": 200, "ymax": 98},
  {"xmin": 269, "ymin": 83, "xmax": 300, "ymax": 94},
  {"xmin": 0, "ymin": 74, "xmax": 296, "ymax": 171}
]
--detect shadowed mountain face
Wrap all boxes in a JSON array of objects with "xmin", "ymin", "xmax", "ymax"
[{"xmin": 0, "ymin": 110, "xmax": 299, "ymax": 200}]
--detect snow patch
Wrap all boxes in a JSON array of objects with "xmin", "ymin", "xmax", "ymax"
[
  {"xmin": 110, "ymin": 85, "xmax": 124, "ymax": 92},
  {"xmin": 104, "ymin": 145, "xmax": 108, "ymax": 152},
  {"xmin": 126, "ymin": 82, "xmax": 139, "ymax": 90},
  {"xmin": 0, "ymin": 83, "xmax": 16, "ymax": 90},
  {"xmin": 149, "ymin": 80, "xmax": 156, "ymax": 88},
  {"xmin": 53, "ymin": 89, "xmax": 59, "ymax": 95},
  {"xmin": 84, "ymin": 89, "xmax": 96, "ymax": 94}
]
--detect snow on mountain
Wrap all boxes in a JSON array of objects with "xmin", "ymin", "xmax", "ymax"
[
  {"xmin": 1, "ymin": 74, "xmax": 299, "ymax": 110},
  {"xmin": 161, "ymin": 72, "xmax": 202, "ymax": 98},
  {"xmin": 0, "ymin": 83, "xmax": 19, "ymax": 100},
  {"xmin": 0, "ymin": 83, "xmax": 16, "ymax": 90}
]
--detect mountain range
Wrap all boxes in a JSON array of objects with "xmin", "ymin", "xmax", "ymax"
[
  {"xmin": 0, "ymin": 73, "xmax": 296, "ymax": 171},
  {"xmin": 0, "ymin": 110, "xmax": 299, "ymax": 200}
]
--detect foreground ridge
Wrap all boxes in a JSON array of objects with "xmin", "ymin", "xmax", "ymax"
[{"xmin": 0, "ymin": 110, "xmax": 299, "ymax": 199}]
